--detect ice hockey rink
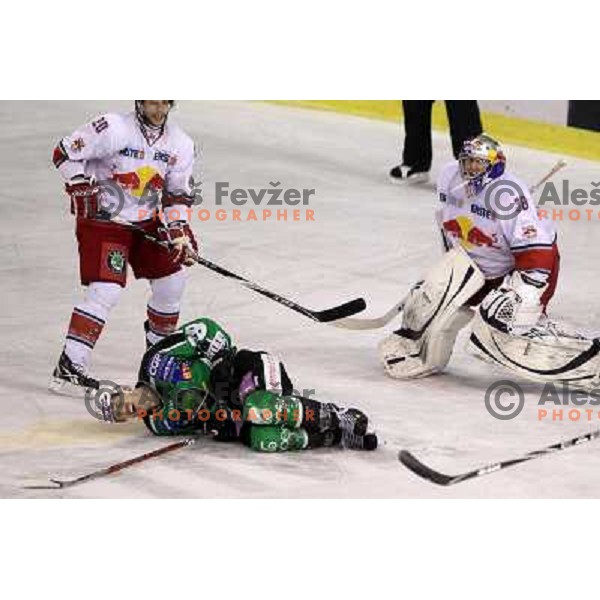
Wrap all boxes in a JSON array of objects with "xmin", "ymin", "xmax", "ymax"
[{"xmin": 2, "ymin": 100, "xmax": 599, "ymax": 498}]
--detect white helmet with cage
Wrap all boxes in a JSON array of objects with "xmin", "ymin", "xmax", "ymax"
[{"xmin": 458, "ymin": 133, "xmax": 506, "ymax": 194}]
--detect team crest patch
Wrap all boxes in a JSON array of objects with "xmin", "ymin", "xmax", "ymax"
[
  {"xmin": 71, "ymin": 137, "xmax": 85, "ymax": 152},
  {"xmin": 106, "ymin": 249, "xmax": 126, "ymax": 274}
]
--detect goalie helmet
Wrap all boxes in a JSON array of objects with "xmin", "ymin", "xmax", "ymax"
[{"xmin": 458, "ymin": 133, "xmax": 506, "ymax": 195}]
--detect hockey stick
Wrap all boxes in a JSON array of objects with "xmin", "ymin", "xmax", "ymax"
[
  {"xmin": 399, "ymin": 426, "xmax": 600, "ymax": 486},
  {"xmin": 333, "ymin": 160, "xmax": 568, "ymax": 331},
  {"xmin": 109, "ymin": 216, "xmax": 366, "ymax": 323},
  {"xmin": 332, "ymin": 295, "xmax": 408, "ymax": 330},
  {"xmin": 530, "ymin": 159, "xmax": 567, "ymax": 195},
  {"xmin": 23, "ymin": 438, "xmax": 195, "ymax": 490}
]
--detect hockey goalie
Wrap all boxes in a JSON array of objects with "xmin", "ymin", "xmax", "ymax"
[{"xmin": 379, "ymin": 134, "xmax": 600, "ymax": 391}]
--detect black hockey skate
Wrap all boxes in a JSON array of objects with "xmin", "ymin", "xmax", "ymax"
[
  {"xmin": 144, "ymin": 320, "xmax": 155, "ymax": 351},
  {"xmin": 337, "ymin": 407, "xmax": 368, "ymax": 436},
  {"xmin": 302, "ymin": 400, "xmax": 377, "ymax": 450},
  {"xmin": 337, "ymin": 408, "xmax": 378, "ymax": 450},
  {"xmin": 340, "ymin": 429, "xmax": 378, "ymax": 451},
  {"xmin": 49, "ymin": 349, "xmax": 99, "ymax": 396}
]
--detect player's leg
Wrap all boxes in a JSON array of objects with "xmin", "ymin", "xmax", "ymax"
[
  {"xmin": 241, "ymin": 424, "xmax": 309, "ymax": 452},
  {"xmin": 129, "ymin": 219, "xmax": 187, "ymax": 348},
  {"xmin": 540, "ymin": 245, "xmax": 560, "ymax": 309},
  {"xmin": 145, "ymin": 271, "xmax": 187, "ymax": 348},
  {"xmin": 391, "ymin": 101, "xmax": 434, "ymax": 182},
  {"xmin": 242, "ymin": 390, "xmax": 377, "ymax": 451},
  {"xmin": 50, "ymin": 219, "xmax": 131, "ymax": 393},
  {"xmin": 445, "ymin": 101, "xmax": 483, "ymax": 159},
  {"xmin": 402, "ymin": 100, "xmax": 434, "ymax": 173},
  {"xmin": 241, "ymin": 422, "xmax": 377, "ymax": 452}
]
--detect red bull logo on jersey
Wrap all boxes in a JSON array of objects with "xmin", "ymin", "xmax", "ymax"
[
  {"xmin": 112, "ymin": 166, "xmax": 164, "ymax": 198},
  {"xmin": 443, "ymin": 216, "xmax": 498, "ymax": 250}
]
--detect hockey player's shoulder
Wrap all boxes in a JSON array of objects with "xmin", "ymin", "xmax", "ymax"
[
  {"xmin": 439, "ymin": 161, "xmax": 459, "ymax": 180},
  {"xmin": 436, "ymin": 161, "xmax": 459, "ymax": 195},
  {"xmin": 502, "ymin": 171, "xmax": 530, "ymax": 196},
  {"xmin": 88, "ymin": 112, "xmax": 127, "ymax": 134},
  {"xmin": 82, "ymin": 112, "xmax": 131, "ymax": 148},
  {"xmin": 167, "ymin": 121, "xmax": 195, "ymax": 156}
]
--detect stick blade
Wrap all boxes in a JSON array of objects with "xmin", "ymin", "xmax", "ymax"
[
  {"xmin": 22, "ymin": 480, "xmax": 63, "ymax": 490},
  {"xmin": 314, "ymin": 297, "xmax": 367, "ymax": 322},
  {"xmin": 398, "ymin": 450, "xmax": 457, "ymax": 486},
  {"xmin": 332, "ymin": 300, "xmax": 404, "ymax": 330}
]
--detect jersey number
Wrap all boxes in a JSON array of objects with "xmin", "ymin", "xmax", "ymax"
[{"xmin": 92, "ymin": 117, "xmax": 109, "ymax": 134}]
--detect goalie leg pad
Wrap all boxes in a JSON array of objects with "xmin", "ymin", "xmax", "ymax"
[
  {"xmin": 380, "ymin": 307, "xmax": 475, "ymax": 379},
  {"xmin": 379, "ymin": 247, "xmax": 484, "ymax": 379},
  {"xmin": 424, "ymin": 306, "xmax": 475, "ymax": 371},
  {"xmin": 379, "ymin": 334, "xmax": 436, "ymax": 379},
  {"xmin": 469, "ymin": 311, "xmax": 600, "ymax": 391}
]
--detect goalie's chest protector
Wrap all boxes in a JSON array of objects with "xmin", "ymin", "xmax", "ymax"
[{"xmin": 438, "ymin": 165, "xmax": 515, "ymax": 279}]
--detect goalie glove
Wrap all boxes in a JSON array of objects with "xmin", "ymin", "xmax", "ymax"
[
  {"xmin": 161, "ymin": 220, "xmax": 199, "ymax": 266},
  {"xmin": 65, "ymin": 175, "xmax": 101, "ymax": 218},
  {"xmin": 479, "ymin": 270, "xmax": 548, "ymax": 335}
]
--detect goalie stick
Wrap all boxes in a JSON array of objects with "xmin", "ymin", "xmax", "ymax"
[
  {"xmin": 333, "ymin": 295, "xmax": 408, "ymax": 330},
  {"xmin": 530, "ymin": 158, "xmax": 567, "ymax": 195},
  {"xmin": 23, "ymin": 438, "xmax": 195, "ymax": 490},
  {"xmin": 109, "ymin": 216, "xmax": 366, "ymax": 324},
  {"xmin": 334, "ymin": 159, "xmax": 568, "ymax": 331},
  {"xmin": 399, "ymin": 426, "xmax": 600, "ymax": 486}
]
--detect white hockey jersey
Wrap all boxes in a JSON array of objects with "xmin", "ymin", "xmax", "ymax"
[
  {"xmin": 53, "ymin": 111, "xmax": 196, "ymax": 223},
  {"xmin": 436, "ymin": 162, "xmax": 558, "ymax": 280}
]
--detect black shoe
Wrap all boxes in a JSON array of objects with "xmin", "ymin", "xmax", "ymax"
[
  {"xmin": 50, "ymin": 349, "xmax": 99, "ymax": 392},
  {"xmin": 389, "ymin": 164, "xmax": 430, "ymax": 184},
  {"xmin": 389, "ymin": 164, "xmax": 405, "ymax": 180}
]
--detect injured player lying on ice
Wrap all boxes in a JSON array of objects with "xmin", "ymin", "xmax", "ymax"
[
  {"xmin": 379, "ymin": 134, "xmax": 600, "ymax": 391},
  {"xmin": 95, "ymin": 317, "xmax": 378, "ymax": 452}
]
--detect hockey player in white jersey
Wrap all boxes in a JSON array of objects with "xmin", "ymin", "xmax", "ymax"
[
  {"xmin": 50, "ymin": 101, "xmax": 199, "ymax": 393},
  {"xmin": 379, "ymin": 134, "xmax": 600, "ymax": 390}
]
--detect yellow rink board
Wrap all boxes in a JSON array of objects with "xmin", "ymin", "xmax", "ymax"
[{"xmin": 270, "ymin": 100, "xmax": 600, "ymax": 163}]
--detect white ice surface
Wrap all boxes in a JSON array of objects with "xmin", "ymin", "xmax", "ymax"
[{"xmin": 1, "ymin": 100, "xmax": 600, "ymax": 498}]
